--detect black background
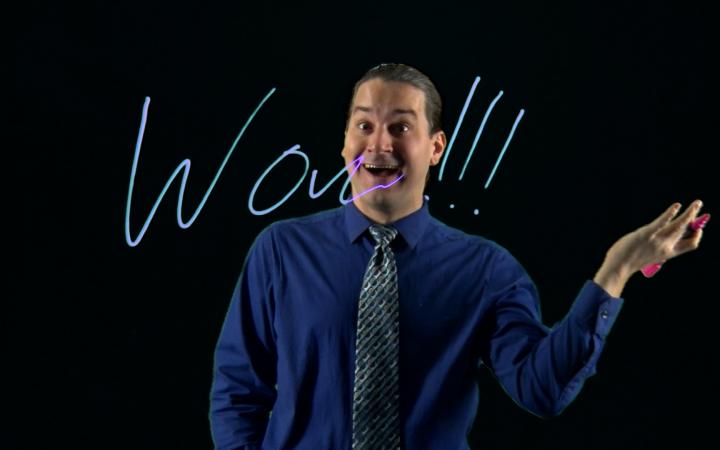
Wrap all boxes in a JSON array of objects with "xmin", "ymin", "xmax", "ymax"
[{"xmin": 15, "ymin": 1, "xmax": 717, "ymax": 449}]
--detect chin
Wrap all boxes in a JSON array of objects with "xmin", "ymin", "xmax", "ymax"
[{"xmin": 357, "ymin": 187, "xmax": 407, "ymax": 211}]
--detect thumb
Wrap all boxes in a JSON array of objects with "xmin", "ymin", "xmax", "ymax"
[{"xmin": 673, "ymin": 228, "xmax": 704, "ymax": 257}]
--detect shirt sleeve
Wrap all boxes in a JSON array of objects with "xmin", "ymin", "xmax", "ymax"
[
  {"xmin": 209, "ymin": 226, "xmax": 278, "ymax": 449},
  {"xmin": 478, "ymin": 246, "xmax": 623, "ymax": 418}
]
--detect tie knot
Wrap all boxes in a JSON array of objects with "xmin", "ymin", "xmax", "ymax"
[{"xmin": 368, "ymin": 224, "xmax": 398, "ymax": 247}]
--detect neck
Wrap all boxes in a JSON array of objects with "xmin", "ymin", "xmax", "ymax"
[{"xmin": 352, "ymin": 196, "xmax": 423, "ymax": 225}]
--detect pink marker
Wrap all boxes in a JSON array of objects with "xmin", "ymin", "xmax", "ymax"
[{"xmin": 641, "ymin": 213, "xmax": 710, "ymax": 277}]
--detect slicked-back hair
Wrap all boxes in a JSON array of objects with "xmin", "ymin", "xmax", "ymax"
[{"xmin": 346, "ymin": 63, "xmax": 443, "ymax": 135}]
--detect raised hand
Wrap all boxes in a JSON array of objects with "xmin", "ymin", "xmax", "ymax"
[{"xmin": 593, "ymin": 200, "xmax": 708, "ymax": 297}]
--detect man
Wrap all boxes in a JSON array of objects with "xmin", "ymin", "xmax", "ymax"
[{"xmin": 209, "ymin": 63, "xmax": 706, "ymax": 449}]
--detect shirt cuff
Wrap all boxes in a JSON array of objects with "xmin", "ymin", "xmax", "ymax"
[{"xmin": 567, "ymin": 280, "xmax": 624, "ymax": 339}]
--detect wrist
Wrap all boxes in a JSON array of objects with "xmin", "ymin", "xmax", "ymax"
[{"xmin": 593, "ymin": 260, "xmax": 633, "ymax": 298}]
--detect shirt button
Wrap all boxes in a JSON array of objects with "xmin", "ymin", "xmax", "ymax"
[{"xmin": 600, "ymin": 309, "xmax": 609, "ymax": 320}]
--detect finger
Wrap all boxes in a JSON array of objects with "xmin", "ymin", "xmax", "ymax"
[
  {"xmin": 663, "ymin": 199, "xmax": 703, "ymax": 239},
  {"xmin": 649, "ymin": 202, "xmax": 682, "ymax": 232},
  {"xmin": 681, "ymin": 213, "xmax": 711, "ymax": 239},
  {"xmin": 673, "ymin": 228, "xmax": 704, "ymax": 257}
]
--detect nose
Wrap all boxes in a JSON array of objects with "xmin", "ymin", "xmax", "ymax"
[{"xmin": 367, "ymin": 126, "xmax": 394, "ymax": 154}]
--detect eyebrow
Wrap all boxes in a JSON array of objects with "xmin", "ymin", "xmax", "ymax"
[{"xmin": 352, "ymin": 106, "xmax": 418, "ymax": 118}]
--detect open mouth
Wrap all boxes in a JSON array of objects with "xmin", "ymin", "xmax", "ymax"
[{"xmin": 362, "ymin": 163, "xmax": 403, "ymax": 178}]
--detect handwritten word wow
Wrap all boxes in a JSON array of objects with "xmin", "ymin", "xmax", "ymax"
[{"xmin": 125, "ymin": 78, "xmax": 523, "ymax": 247}]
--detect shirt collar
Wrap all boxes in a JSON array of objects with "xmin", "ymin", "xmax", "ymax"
[{"xmin": 344, "ymin": 198, "xmax": 431, "ymax": 250}]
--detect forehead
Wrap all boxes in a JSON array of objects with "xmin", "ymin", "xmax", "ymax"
[{"xmin": 351, "ymin": 79, "xmax": 426, "ymax": 117}]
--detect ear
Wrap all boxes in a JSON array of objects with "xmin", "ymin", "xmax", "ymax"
[{"xmin": 429, "ymin": 130, "xmax": 447, "ymax": 166}]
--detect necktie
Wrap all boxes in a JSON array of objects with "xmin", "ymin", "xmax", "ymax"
[{"xmin": 352, "ymin": 224, "xmax": 400, "ymax": 450}]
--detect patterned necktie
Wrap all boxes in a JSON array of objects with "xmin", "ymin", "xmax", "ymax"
[{"xmin": 352, "ymin": 224, "xmax": 400, "ymax": 450}]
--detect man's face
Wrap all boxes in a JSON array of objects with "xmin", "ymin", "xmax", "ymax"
[{"xmin": 341, "ymin": 79, "xmax": 446, "ymax": 217}]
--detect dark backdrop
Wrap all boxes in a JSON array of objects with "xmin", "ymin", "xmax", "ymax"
[{"xmin": 15, "ymin": 1, "xmax": 717, "ymax": 449}]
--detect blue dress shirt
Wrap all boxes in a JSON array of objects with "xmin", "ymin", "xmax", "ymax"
[{"xmin": 209, "ymin": 199, "xmax": 624, "ymax": 450}]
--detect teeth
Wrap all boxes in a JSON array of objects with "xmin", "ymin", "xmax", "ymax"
[{"xmin": 363, "ymin": 163, "xmax": 400, "ymax": 170}]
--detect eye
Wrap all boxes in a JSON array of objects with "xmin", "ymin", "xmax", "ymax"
[
  {"xmin": 357, "ymin": 122, "xmax": 372, "ymax": 132},
  {"xmin": 391, "ymin": 123, "xmax": 410, "ymax": 134}
]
